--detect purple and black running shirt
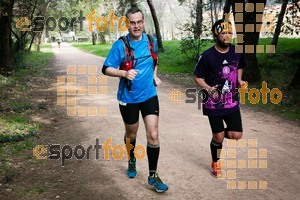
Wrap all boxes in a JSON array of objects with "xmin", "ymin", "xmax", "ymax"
[{"xmin": 194, "ymin": 44, "xmax": 244, "ymax": 116}]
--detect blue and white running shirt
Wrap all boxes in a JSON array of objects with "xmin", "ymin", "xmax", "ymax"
[{"xmin": 103, "ymin": 33, "xmax": 158, "ymax": 103}]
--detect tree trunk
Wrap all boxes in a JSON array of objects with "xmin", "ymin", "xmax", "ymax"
[
  {"xmin": 223, "ymin": 0, "xmax": 232, "ymax": 18},
  {"xmin": 147, "ymin": 0, "xmax": 164, "ymax": 52},
  {"xmin": 222, "ymin": 0, "xmax": 265, "ymax": 82},
  {"xmin": 130, "ymin": 0, "xmax": 138, "ymax": 7},
  {"xmin": 210, "ymin": 0, "xmax": 215, "ymax": 26},
  {"xmin": 213, "ymin": 0, "xmax": 218, "ymax": 22},
  {"xmin": 37, "ymin": 32, "xmax": 43, "ymax": 52},
  {"xmin": 12, "ymin": 30, "xmax": 28, "ymax": 52},
  {"xmin": 28, "ymin": 32, "xmax": 35, "ymax": 52},
  {"xmin": 28, "ymin": 0, "xmax": 38, "ymax": 52},
  {"xmin": 194, "ymin": 0, "xmax": 203, "ymax": 39},
  {"xmin": 99, "ymin": 33, "xmax": 106, "ymax": 44},
  {"xmin": 289, "ymin": 66, "xmax": 300, "ymax": 88},
  {"xmin": 117, "ymin": 0, "xmax": 129, "ymax": 16},
  {"xmin": 0, "ymin": 0, "xmax": 14, "ymax": 76},
  {"xmin": 92, "ymin": 32, "xmax": 97, "ymax": 45},
  {"xmin": 271, "ymin": 0, "xmax": 288, "ymax": 47},
  {"xmin": 243, "ymin": 0, "xmax": 266, "ymax": 82}
]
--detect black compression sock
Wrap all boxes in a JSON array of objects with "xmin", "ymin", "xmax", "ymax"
[
  {"xmin": 210, "ymin": 140, "xmax": 223, "ymax": 162},
  {"xmin": 147, "ymin": 143, "xmax": 160, "ymax": 176}
]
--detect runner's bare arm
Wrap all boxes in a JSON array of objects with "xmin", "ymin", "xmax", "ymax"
[
  {"xmin": 238, "ymin": 68, "xmax": 245, "ymax": 88},
  {"xmin": 194, "ymin": 77, "xmax": 217, "ymax": 93},
  {"xmin": 154, "ymin": 62, "xmax": 161, "ymax": 86},
  {"xmin": 103, "ymin": 67, "xmax": 138, "ymax": 81}
]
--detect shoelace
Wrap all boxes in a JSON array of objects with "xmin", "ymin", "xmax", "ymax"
[{"xmin": 153, "ymin": 174, "xmax": 163, "ymax": 184}]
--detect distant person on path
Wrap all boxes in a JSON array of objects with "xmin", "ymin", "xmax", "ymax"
[
  {"xmin": 57, "ymin": 36, "xmax": 62, "ymax": 50},
  {"xmin": 194, "ymin": 19, "xmax": 245, "ymax": 178},
  {"xmin": 101, "ymin": 7, "xmax": 168, "ymax": 192}
]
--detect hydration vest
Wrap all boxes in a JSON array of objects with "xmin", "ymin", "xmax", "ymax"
[{"xmin": 119, "ymin": 34, "xmax": 158, "ymax": 71}]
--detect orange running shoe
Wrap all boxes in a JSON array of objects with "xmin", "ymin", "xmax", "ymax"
[{"xmin": 211, "ymin": 161, "xmax": 224, "ymax": 178}]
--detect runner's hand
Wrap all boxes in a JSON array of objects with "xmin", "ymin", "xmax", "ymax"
[
  {"xmin": 238, "ymin": 80, "xmax": 247, "ymax": 88},
  {"xmin": 154, "ymin": 76, "xmax": 161, "ymax": 86},
  {"xmin": 208, "ymin": 85, "xmax": 219, "ymax": 99},
  {"xmin": 125, "ymin": 69, "xmax": 138, "ymax": 80}
]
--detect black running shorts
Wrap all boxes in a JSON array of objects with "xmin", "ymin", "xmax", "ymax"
[
  {"xmin": 208, "ymin": 109, "xmax": 243, "ymax": 134},
  {"xmin": 119, "ymin": 95, "xmax": 159, "ymax": 125}
]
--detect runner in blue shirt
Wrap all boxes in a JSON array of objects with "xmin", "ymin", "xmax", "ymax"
[
  {"xmin": 103, "ymin": 32, "xmax": 157, "ymax": 103},
  {"xmin": 194, "ymin": 19, "xmax": 246, "ymax": 178},
  {"xmin": 102, "ymin": 7, "xmax": 168, "ymax": 193}
]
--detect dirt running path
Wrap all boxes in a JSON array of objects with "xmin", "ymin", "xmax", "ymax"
[{"xmin": 1, "ymin": 42, "xmax": 299, "ymax": 200}]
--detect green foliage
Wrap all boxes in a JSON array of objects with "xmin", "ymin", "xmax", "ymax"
[
  {"xmin": 12, "ymin": 44, "xmax": 53, "ymax": 77},
  {"xmin": 257, "ymin": 38, "xmax": 299, "ymax": 89},
  {"xmin": 0, "ymin": 44, "xmax": 53, "ymax": 143},
  {"xmin": 25, "ymin": 184, "xmax": 45, "ymax": 195},
  {"xmin": 9, "ymin": 139, "xmax": 35, "ymax": 153},
  {"xmin": 179, "ymin": 21, "xmax": 201, "ymax": 61},
  {"xmin": 159, "ymin": 40, "xmax": 213, "ymax": 73},
  {"xmin": 0, "ymin": 113, "xmax": 39, "ymax": 143},
  {"xmin": 1, "ymin": 162, "xmax": 15, "ymax": 184},
  {"xmin": 180, "ymin": 37, "xmax": 211, "ymax": 62},
  {"xmin": 71, "ymin": 42, "xmax": 112, "ymax": 57},
  {"xmin": 159, "ymin": 40, "xmax": 195, "ymax": 73},
  {"xmin": 254, "ymin": 38, "xmax": 300, "ymax": 120}
]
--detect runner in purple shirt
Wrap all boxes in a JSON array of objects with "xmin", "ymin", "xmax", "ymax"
[{"xmin": 194, "ymin": 19, "xmax": 246, "ymax": 178}]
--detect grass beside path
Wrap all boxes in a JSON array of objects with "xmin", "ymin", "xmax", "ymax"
[
  {"xmin": 0, "ymin": 44, "xmax": 54, "ymax": 186},
  {"xmin": 0, "ymin": 44, "xmax": 54, "ymax": 143},
  {"xmin": 71, "ymin": 42, "xmax": 112, "ymax": 58},
  {"xmin": 70, "ymin": 39, "xmax": 300, "ymax": 121}
]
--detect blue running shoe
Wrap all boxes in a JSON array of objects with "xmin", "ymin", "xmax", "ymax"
[
  {"xmin": 127, "ymin": 158, "xmax": 137, "ymax": 178},
  {"xmin": 148, "ymin": 173, "xmax": 168, "ymax": 192}
]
